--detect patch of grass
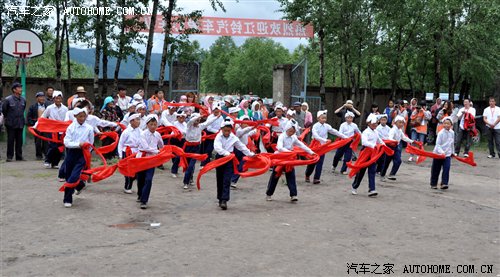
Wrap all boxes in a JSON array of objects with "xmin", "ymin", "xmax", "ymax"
[
  {"xmin": 6, "ymin": 170, "xmax": 24, "ymax": 178},
  {"xmin": 33, "ymin": 172, "xmax": 55, "ymax": 178}
]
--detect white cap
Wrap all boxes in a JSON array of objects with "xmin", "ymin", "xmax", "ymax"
[
  {"xmin": 284, "ymin": 120, "xmax": 297, "ymax": 132},
  {"xmin": 191, "ymin": 113, "xmax": 201, "ymax": 119},
  {"xmin": 53, "ymin": 91, "xmax": 63, "ymax": 98},
  {"xmin": 239, "ymin": 115, "xmax": 250, "ymax": 121},
  {"xmin": 378, "ymin": 114, "xmax": 388, "ymax": 119},
  {"xmin": 229, "ymin": 107, "xmax": 240, "ymax": 114},
  {"xmin": 403, "ymin": 100, "xmax": 409, "ymax": 104},
  {"xmin": 221, "ymin": 118, "xmax": 234, "ymax": 128},
  {"xmin": 286, "ymin": 110, "xmax": 295, "ymax": 116},
  {"xmin": 346, "ymin": 100, "xmax": 353, "ymax": 105},
  {"xmin": 72, "ymin": 107, "xmax": 88, "ymax": 116},
  {"xmin": 344, "ymin": 111, "xmax": 354, "ymax": 118},
  {"xmin": 394, "ymin": 115, "xmax": 406, "ymax": 123},
  {"xmin": 145, "ymin": 114, "xmax": 158, "ymax": 124},
  {"xmin": 176, "ymin": 110, "xmax": 186, "ymax": 117},
  {"xmin": 212, "ymin": 101, "xmax": 222, "ymax": 111},
  {"xmin": 132, "ymin": 93, "xmax": 143, "ymax": 101},
  {"xmin": 129, "ymin": 101, "xmax": 139, "ymax": 107},
  {"xmin": 128, "ymin": 113, "xmax": 141, "ymax": 122},
  {"xmin": 71, "ymin": 97, "xmax": 85, "ymax": 107},
  {"xmin": 317, "ymin": 110, "xmax": 328, "ymax": 118},
  {"xmin": 366, "ymin": 113, "xmax": 379, "ymax": 124},
  {"xmin": 136, "ymin": 103, "xmax": 146, "ymax": 110},
  {"xmin": 274, "ymin": 104, "xmax": 284, "ymax": 111},
  {"xmin": 442, "ymin": 116, "xmax": 453, "ymax": 123}
]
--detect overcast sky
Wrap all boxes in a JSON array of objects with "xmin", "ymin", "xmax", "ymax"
[{"xmin": 149, "ymin": 0, "xmax": 308, "ymax": 53}]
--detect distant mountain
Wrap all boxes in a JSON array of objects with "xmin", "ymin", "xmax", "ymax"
[{"xmin": 70, "ymin": 48, "xmax": 169, "ymax": 80}]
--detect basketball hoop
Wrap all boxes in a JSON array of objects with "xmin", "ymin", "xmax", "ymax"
[
  {"xmin": 3, "ymin": 29, "xmax": 44, "ymax": 59},
  {"xmin": 2, "ymin": 29, "xmax": 44, "ymax": 145}
]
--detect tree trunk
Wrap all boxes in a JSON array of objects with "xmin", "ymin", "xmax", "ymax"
[
  {"xmin": 339, "ymin": 53, "xmax": 346, "ymax": 102},
  {"xmin": 143, "ymin": 0, "xmax": 160, "ymax": 92},
  {"xmin": 406, "ymin": 65, "xmax": 414, "ymax": 98},
  {"xmin": 390, "ymin": 27, "xmax": 403, "ymax": 100},
  {"xmin": 64, "ymin": 2, "xmax": 71, "ymax": 93},
  {"xmin": 114, "ymin": 4, "xmax": 126, "ymax": 91},
  {"xmin": 93, "ymin": 1, "xmax": 102, "ymax": 98},
  {"xmin": 0, "ymin": 16, "xmax": 3, "ymax": 96},
  {"xmin": 55, "ymin": 3, "xmax": 63, "ymax": 88},
  {"xmin": 101, "ymin": 0, "xmax": 109, "ymax": 96},
  {"xmin": 360, "ymin": 88, "xmax": 368, "ymax": 129},
  {"xmin": 433, "ymin": 27, "xmax": 442, "ymax": 99},
  {"xmin": 459, "ymin": 78, "xmax": 470, "ymax": 100},
  {"xmin": 158, "ymin": 0, "xmax": 176, "ymax": 90},
  {"xmin": 318, "ymin": 28, "xmax": 326, "ymax": 109}
]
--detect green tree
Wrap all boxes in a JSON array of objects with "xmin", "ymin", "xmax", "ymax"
[
  {"xmin": 224, "ymin": 38, "xmax": 291, "ymax": 97},
  {"xmin": 201, "ymin": 36, "xmax": 237, "ymax": 94}
]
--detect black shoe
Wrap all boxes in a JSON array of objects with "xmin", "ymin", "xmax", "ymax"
[
  {"xmin": 430, "ymin": 185, "xmax": 438, "ymax": 189},
  {"xmin": 16, "ymin": 158, "xmax": 27, "ymax": 161},
  {"xmin": 440, "ymin": 184, "xmax": 449, "ymax": 190},
  {"xmin": 220, "ymin": 200, "xmax": 227, "ymax": 210},
  {"xmin": 136, "ymin": 197, "xmax": 141, "ymax": 203},
  {"xmin": 6, "ymin": 158, "xmax": 12, "ymax": 162},
  {"xmin": 140, "ymin": 203, "xmax": 147, "ymax": 209}
]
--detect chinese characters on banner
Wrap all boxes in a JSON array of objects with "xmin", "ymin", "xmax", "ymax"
[{"xmin": 135, "ymin": 15, "xmax": 314, "ymax": 38}]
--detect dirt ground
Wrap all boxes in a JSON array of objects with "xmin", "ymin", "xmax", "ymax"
[{"xmin": 0, "ymin": 139, "xmax": 499, "ymax": 277}]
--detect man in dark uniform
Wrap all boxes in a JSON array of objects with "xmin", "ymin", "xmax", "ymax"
[{"xmin": 2, "ymin": 82, "xmax": 27, "ymax": 161}]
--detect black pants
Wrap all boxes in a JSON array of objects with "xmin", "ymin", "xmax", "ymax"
[
  {"xmin": 215, "ymin": 154, "xmax": 234, "ymax": 201},
  {"xmin": 35, "ymin": 137, "xmax": 47, "ymax": 159},
  {"xmin": 487, "ymin": 128, "xmax": 500, "ymax": 157},
  {"xmin": 6, "ymin": 127, "xmax": 23, "ymax": 160},
  {"xmin": 455, "ymin": 129, "xmax": 471, "ymax": 155}
]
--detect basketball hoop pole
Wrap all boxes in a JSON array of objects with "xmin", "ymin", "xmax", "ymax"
[{"xmin": 20, "ymin": 54, "xmax": 27, "ymax": 145}]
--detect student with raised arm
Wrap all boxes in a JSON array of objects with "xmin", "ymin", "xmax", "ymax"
[
  {"xmin": 351, "ymin": 114, "xmax": 385, "ymax": 197},
  {"xmin": 136, "ymin": 114, "xmax": 164, "ymax": 209},
  {"xmin": 213, "ymin": 118, "xmax": 255, "ymax": 210},
  {"xmin": 182, "ymin": 112, "xmax": 221, "ymax": 189},
  {"xmin": 266, "ymin": 120, "xmax": 315, "ymax": 202},
  {"xmin": 305, "ymin": 110, "xmax": 347, "ymax": 184},
  {"xmin": 380, "ymin": 116, "xmax": 414, "ymax": 182}
]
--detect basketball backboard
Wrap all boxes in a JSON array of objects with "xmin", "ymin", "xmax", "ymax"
[{"xmin": 2, "ymin": 29, "xmax": 44, "ymax": 58}]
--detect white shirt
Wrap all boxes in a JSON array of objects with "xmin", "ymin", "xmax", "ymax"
[
  {"xmin": 483, "ymin": 106, "xmax": 500, "ymax": 130},
  {"xmin": 117, "ymin": 96, "xmax": 131, "ymax": 111},
  {"xmin": 388, "ymin": 126, "xmax": 413, "ymax": 144},
  {"xmin": 173, "ymin": 121, "xmax": 187, "ymax": 138},
  {"xmin": 268, "ymin": 116, "xmax": 288, "ymax": 133},
  {"xmin": 276, "ymin": 133, "xmax": 314, "ymax": 154},
  {"xmin": 161, "ymin": 110, "xmax": 177, "ymax": 126},
  {"xmin": 64, "ymin": 121, "xmax": 94, "ymax": 149},
  {"xmin": 361, "ymin": 127, "xmax": 384, "ymax": 148},
  {"xmin": 214, "ymin": 132, "xmax": 254, "ymax": 156},
  {"xmin": 136, "ymin": 129, "xmax": 164, "ymax": 158},
  {"xmin": 139, "ymin": 116, "xmax": 147, "ymax": 130},
  {"xmin": 457, "ymin": 107, "xmax": 476, "ymax": 130},
  {"xmin": 86, "ymin": 114, "xmax": 117, "ymax": 133},
  {"xmin": 376, "ymin": 124, "xmax": 391, "ymax": 140},
  {"xmin": 235, "ymin": 125, "xmax": 257, "ymax": 145},
  {"xmin": 206, "ymin": 114, "xmax": 223, "ymax": 133},
  {"xmin": 41, "ymin": 103, "xmax": 68, "ymax": 121},
  {"xmin": 185, "ymin": 114, "xmax": 219, "ymax": 143},
  {"xmin": 121, "ymin": 112, "xmax": 131, "ymax": 127},
  {"xmin": 433, "ymin": 129, "xmax": 455, "ymax": 157},
  {"xmin": 339, "ymin": 122, "xmax": 361, "ymax": 137},
  {"xmin": 117, "ymin": 126, "xmax": 141, "ymax": 158},
  {"xmin": 312, "ymin": 122, "xmax": 347, "ymax": 144}
]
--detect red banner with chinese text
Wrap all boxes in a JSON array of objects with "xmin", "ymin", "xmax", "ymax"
[{"xmin": 133, "ymin": 15, "xmax": 314, "ymax": 38}]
